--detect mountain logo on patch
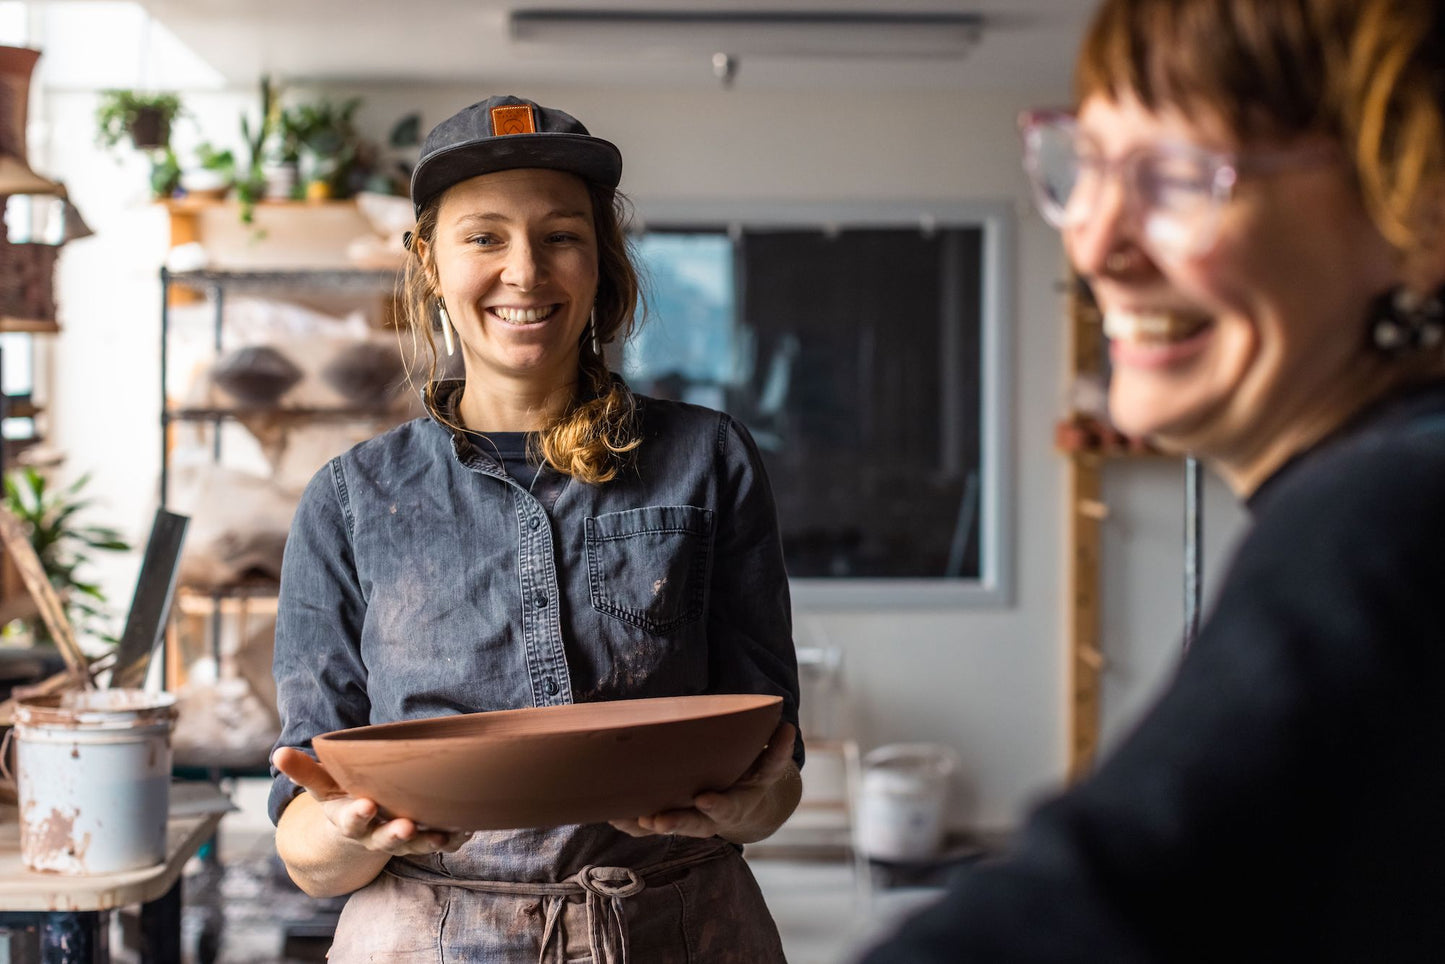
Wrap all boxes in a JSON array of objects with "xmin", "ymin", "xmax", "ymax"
[{"xmin": 491, "ymin": 105, "xmax": 537, "ymax": 136}]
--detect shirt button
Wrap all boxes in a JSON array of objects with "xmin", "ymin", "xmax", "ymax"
[
  {"xmin": 529, "ymin": 516, "xmax": 542, "ymax": 530},
  {"xmin": 534, "ymin": 592, "xmax": 548, "ymax": 609},
  {"xmin": 543, "ymin": 677, "xmax": 559, "ymax": 696}
]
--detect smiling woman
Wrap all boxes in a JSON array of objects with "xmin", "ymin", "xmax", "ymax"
[
  {"xmin": 423, "ymin": 168, "xmax": 599, "ymax": 411},
  {"xmin": 864, "ymin": 0, "xmax": 1445, "ymax": 960},
  {"xmin": 267, "ymin": 96, "xmax": 804, "ymax": 962}
]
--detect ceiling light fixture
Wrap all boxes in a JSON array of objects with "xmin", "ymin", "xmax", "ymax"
[{"xmin": 508, "ymin": 9, "xmax": 986, "ymax": 60}]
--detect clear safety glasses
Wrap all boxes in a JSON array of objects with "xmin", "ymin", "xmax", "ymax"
[{"xmin": 1018, "ymin": 109, "xmax": 1336, "ymax": 259}]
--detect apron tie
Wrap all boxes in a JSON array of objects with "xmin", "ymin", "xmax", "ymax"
[
  {"xmin": 538, "ymin": 896, "xmax": 567, "ymax": 964},
  {"xmin": 573, "ymin": 865, "xmax": 646, "ymax": 964},
  {"xmin": 388, "ymin": 844, "xmax": 728, "ymax": 964}
]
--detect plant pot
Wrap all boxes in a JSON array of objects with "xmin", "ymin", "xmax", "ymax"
[
  {"xmin": 129, "ymin": 106, "xmax": 171, "ymax": 150},
  {"xmin": 260, "ymin": 161, "xmax": 298, "ymax": 201},
  {"xmin": 180, "ymin": 168, "xmax": 230, "ymax": 200}
]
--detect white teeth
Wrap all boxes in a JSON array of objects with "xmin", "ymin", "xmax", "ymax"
[
  {"xmin": 494, "ymin": 305, "xmax": 556, "ymax": 323},
  {"xmin": 1103, "ymin": 310, "xmax": 1206, "ymax": 342}
]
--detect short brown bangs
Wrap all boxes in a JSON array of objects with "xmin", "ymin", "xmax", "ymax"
[{"xmin": 1074, "ymin": 0, "xmax": 1343, "ymax": 142}]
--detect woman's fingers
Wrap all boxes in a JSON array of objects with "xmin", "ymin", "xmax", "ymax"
[
  {"xmin": 611, "ymin": 808, "xmax": 718, "ymax": 839},
  {"xmin": 751, "ymin": 721, "xmax": 798, "ymax": 782},
  {"xmin": 609, "ymin": 722, "xmax": 800, "ymax": 841},
  {"xmin": 328, "ymin": 796, "xmax": 382, "ymax": 838},
  {"xmin": 272, "ymin": 746, "xmax": 344, "ymax": 800},
  {"xmin": 275, "ymin": 747, "xmax": 473, "ymax": 855}
]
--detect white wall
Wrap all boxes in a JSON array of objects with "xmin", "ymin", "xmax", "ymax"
[{"xmin": 28, "ymin": 53, "xmax": 1250, "ymax": 829}]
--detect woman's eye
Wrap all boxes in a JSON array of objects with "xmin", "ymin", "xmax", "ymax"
[
  {"xmin": 468, "ymin": 235, "xmax": 500, "ymax": 247},
  {"xmin": 547, "ymin": 232, "xmax": 581, "ymax": 244}
]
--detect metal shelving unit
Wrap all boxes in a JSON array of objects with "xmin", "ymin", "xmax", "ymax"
[
  {"xmin": 157, "ymin": 265, "xmax": 402, "ymax": 738},
  {"xmin": 158, "ymin": 265, "xmax": 400, "ymax": 506}
]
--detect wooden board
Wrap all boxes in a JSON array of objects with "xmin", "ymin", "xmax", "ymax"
[{"xmin": 0, "ymin": 505, "xmax": 87, "ymax": 682}]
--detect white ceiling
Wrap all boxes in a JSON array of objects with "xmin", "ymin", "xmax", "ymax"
[{"xmin": 129, "ymin": 0, "xmax": 1093, "ymax": 93}]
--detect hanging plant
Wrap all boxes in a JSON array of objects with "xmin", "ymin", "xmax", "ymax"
[{"xmin": 95, "ymin": 90, "xmax": 183, "ymax": 152}]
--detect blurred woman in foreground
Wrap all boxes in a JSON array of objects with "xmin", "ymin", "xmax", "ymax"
[{"xmin": 866, "ymin": 0, "xmax": 1445, "ymax": 959}]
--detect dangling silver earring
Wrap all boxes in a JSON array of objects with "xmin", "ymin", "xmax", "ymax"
[
  {"xmin": 1369, "ymin": 284, "xmax": 1445, "ymax": 354},
  {"xmin": 589, "ymin": 307, "xmax": 601, "ymax": 356},
  {"xmin": 438, "ymin": 298, "xmax": 456, "ymax": 357}
]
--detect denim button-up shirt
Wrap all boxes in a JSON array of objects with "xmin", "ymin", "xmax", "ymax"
[{"xmin": 269, "ymin": 381, "xmax": 801, "ymax": 886}]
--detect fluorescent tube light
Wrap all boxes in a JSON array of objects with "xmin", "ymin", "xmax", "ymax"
[{"xmin": 509, "ymin": 9, "xmax": 985, "ymax": 59}]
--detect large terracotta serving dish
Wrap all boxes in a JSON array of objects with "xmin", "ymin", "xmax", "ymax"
[{"xmin": 312, "ymin": 694, "xmax": 783, "ymax": 831}]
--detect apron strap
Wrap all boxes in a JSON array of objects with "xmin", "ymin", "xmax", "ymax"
[
  {"xmin": 574, "ymin": 866, "xmax": 645, "ymax": 964},
  {"xmin": 388, "ymin": 842, "xmax": 731, "ymax": 964},
  {"xmin": 538, "ymin": 896, "xmax": 567, "ymax": 964}
]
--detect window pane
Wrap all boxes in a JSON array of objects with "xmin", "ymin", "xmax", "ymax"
[
  {"xmin": 630, "ymin": 225, "xmax": 984, "ymax": 580},
  {"xmin": 0, "ymin": 333, "xmax": 33, "ymax": 395},
  {"xmin": 626, "ymin": 233, "xmax": 739, "ymax": 411}
]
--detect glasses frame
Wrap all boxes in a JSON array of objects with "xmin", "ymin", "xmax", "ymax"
[{"xmin": 1018, "ymin": 108, "xmax": 1338, "ymax": 257}]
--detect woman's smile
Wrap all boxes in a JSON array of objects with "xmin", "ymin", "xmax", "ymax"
[
  {"xmin": 489, "ymin": 303, "xmax": 562, "ymax": 325},
  {"xmin": 1104, "ymin": 309, "xmax": 1215, "ymax": 368}
]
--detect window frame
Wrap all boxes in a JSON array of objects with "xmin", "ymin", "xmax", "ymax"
[{"xmin": 630, "ymin": 198, "xmax": 1015, "ymax": 608}]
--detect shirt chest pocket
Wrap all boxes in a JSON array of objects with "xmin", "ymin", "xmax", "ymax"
[{"xmin": 586, "ymin": 505, "xmax": 714, "ymax": 636}]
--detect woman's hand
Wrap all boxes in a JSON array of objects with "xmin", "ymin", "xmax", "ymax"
[
  {"xmin": 273, "ymin": 746, "xmax": 473, "ymax": 857},
  {"xmin": 609, "ymin": 720, "xmax": 803, "ymax": 845}
]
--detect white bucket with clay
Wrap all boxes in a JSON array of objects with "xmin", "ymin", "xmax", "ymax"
[
  {"xmin": 855, "ymin": 742, "xmax": 958, "ymax": 862},
  {"xmin": 10, "ymin": 688, "xmax": 177, "ymax": 874}
]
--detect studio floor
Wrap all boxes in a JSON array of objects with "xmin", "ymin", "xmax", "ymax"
[{"xmin": 109, "ymin": 779, "xmax": 946, "ymax": 964}]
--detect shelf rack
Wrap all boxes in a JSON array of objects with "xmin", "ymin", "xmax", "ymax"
[
  {"xmin": 157, "ymin": 264, "xmax": 402, "ymax": 715},
  {"xmin": 1061, "ymin": 280, "xmax": 1177, "ymax": 780},
  {"xmin": 158, "ymin": 265, "xmax": 401, "ymax": 505}
]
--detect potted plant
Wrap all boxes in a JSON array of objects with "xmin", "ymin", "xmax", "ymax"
[
  {"xmin": 288, "ymin": 96, "xmax": 362, "ymax": 200},
  {"xmin": 259, "ymin": 107, "xmax": 304, "ymax": 200},
  {"xmin": 236, "ymin": 74, "xmax": 294, "ymax": 206},
  {"xmin": 95, "ymin": 90, "xmax": 183, "ymax": 152},
  {"xmin": 180, "ymin": 141, "xmax": 235, "ymax": 200},
  {"xmin": 1, "ymin": 467, "xmax": 131, "ymax": 648}
]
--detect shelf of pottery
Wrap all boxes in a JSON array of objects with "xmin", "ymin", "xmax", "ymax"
[{"xmin": 158, "ymin": 196, "xmax": 425, "ymax": 768}]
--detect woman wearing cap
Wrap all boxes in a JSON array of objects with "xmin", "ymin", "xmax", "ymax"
[
  {"xmin": 864, "ymin": 0, "xmax": 1445, "ymax": 960},
  {"xmin": 267, "ymin": 96, "xmax": 801, "ymax": 961}
]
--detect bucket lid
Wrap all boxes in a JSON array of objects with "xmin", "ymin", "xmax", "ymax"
[{"xmin": 15, "ymin": 688, "xmax": 177, "ymax": 729}]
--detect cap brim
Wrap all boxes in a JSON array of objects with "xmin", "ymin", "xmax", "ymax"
[{"xmin": 411, "ymin": 133, "xmax": 622, "ymax": 215}]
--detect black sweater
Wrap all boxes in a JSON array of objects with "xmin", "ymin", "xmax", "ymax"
[{"xmin": 863, "ymin": 381, "xmax": 1445, "ymax": 963}]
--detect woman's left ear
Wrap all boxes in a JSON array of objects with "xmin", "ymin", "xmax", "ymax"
[{"xmin": 413, "ymin": 238, "xmax": 440, "ymax": 291}]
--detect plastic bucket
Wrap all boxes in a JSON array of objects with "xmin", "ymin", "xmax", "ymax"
[
  {"xmin": 10, "ymin": 688, "xmax": 177, "ymax": 874},
  {"xmin": 855, "ymin": 743, "xmax": 957, "ymax": 862}
]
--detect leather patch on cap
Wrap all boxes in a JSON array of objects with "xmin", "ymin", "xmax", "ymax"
[{"xmin": 491, "ymin": 105, "xmax": 536, "ymax": 136}]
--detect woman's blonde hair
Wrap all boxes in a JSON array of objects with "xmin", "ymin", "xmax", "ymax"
[
  {"xmin": 401, "ymin": 179, "xmax": 642, "ymax": 484},
  {"xmin": 1075, "ymin": 0, "xmax": 1445, "ymax": 250}
]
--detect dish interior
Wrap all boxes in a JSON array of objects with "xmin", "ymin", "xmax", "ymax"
[{"xmin": 316, "ymin": 693, "xmax": 782, "ymax": 743}]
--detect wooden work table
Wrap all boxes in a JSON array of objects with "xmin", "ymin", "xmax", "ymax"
[{"xmin": 0, "ymin": 781, "xmax": 232, "ymax": 962}]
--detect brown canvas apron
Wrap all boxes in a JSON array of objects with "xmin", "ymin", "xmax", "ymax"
[{"xmin": 325, "ymin": 841, "xmax": 788, "ymax": 963}]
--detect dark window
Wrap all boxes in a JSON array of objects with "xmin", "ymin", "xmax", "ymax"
[{"xmin": 628, "ymin": 225, "xmax": 984, "ymax": 579}]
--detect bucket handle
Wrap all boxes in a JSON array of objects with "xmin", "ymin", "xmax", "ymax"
[{"xmin": 0, "ymin": 726, "xmax": 12, "ymax": 783}]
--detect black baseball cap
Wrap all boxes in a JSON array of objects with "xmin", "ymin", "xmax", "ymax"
[{"xmin": 409, "ymin": 95, "xmax": 622, "ymax": 215}]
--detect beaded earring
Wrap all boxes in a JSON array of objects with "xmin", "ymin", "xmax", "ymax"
[{"xmin": 1368, "ymin": 284, "xmax": 1445, "ymax": 354}]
